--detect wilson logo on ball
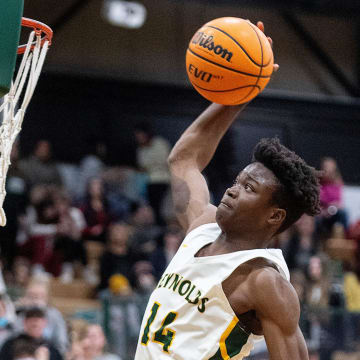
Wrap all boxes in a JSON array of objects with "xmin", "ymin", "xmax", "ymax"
[
  {"xmin": 191, "ymin": 32, "xmax": 233, "ymax": 62},
  {"xmin": 188, "ymin": 64, "xmax": 213, "ymax": 82}
]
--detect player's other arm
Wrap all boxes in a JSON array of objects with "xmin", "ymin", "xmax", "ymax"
[
  {"xmin": 168, "ymin": 103, "xmax": 246, "ymax": 233},
  {"xmin": 250, "ymin": 269, "xmax": 309, "ymax": 360}
]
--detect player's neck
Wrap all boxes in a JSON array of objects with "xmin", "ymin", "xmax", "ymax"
[{"xmin": 212, "ymin": 231, "xmax": 273, "ymax": 254}]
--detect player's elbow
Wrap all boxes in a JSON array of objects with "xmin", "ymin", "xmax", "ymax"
[
  {"xmin": 167, "ymin": 152, "xmax": 177, "ymax": 166},
  {"xmin": 168, "ymin": 133, "xmax": 198, "ymax": 165},
  {"xmin": 168, "ymin": 146, "xmax": 192, "ymax": 167}
]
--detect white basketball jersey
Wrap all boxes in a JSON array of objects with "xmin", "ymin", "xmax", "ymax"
[{"xmin": 134, "ymin": 222, "xmax": 290, "ymax": 360}]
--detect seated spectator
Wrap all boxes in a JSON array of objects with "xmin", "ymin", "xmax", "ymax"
[
  {"xmin": 15, "ymin": 278, "xmax": 68, "ymax": 355},
  {"xmin": 101, "ymin": 167, "xmax": 138, "ymax": 219},
  {"xmin": 128, "ymin": 203, "xmax": 162, "ymax": 260},
  {"xmin": 6, "ymin": 257, "xmax": 32, "ymax": 301},
  {"xmin": 53, "ymin": 191, "xmax": 87, "ymax": 282},
  {"xmin": 305, "ymin": 255, "xmax": 346, "ymax": 358},
  {"xmin": 305, "ymin": 255, "xmax": 330, "ymax": 308},
  {"xmin": 80, "ymin": 178, "xmax": 111, "ymax": 243},
  {"xmin": 291, "ymin": 270, "xmax": 321, "ymax": 356},
  {"xmin": 132, "ymin": 261, "xmax": 156, "ymax": 295},
  {"xmin": 134, "ymin": 122, "xmax": 171, "ymax": 225},
  {"xmin": 80, "ymin": 324, "xmax": 121, "ymax": 360},
  {"xmin": 18, "ymin": 140, "xmax": 63, "ymax": 188},
  {"xmin": 0, "ymin": 307, "xmax": 63, "ymax": 360},
  {"xmin": 98, "ymin": 223, "xmax": 137, "ymax": 293},
  {"xmin": 66, "ymin": 318, "xmax": 88, "ymax": 360},
  {"xmin": 317, "ymin": 157, "xmax": 348, "ymax": 237},
  {"xmin": 14, "ymin": 338, "xmax": 50, "ymax": 360},
  {"xmin": 105, "ymin": 165, "xmax": 147, "ymax": 203},
  {"xmin": 76, "ymin": 141, "xmax": 107, "ymax": 201},
  {"xmin": 284, "ymin": 215, "xmax": 318, "ymax": 272},
  {"xmin": 149, "ymin": 226, "xmax": 183, "ymax": 280},
  {"xmin": 17, "ymin": 186, "xmax": 61, "ymax": 276}
]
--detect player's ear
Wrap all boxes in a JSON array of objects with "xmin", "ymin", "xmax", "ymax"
[{"xmin": 268, "ymin": 208, "xmax": 286, "ymax": 227}]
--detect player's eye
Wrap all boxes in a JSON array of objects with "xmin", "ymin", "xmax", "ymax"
[{"xmin": 245, "ymin": 183, "xmax": 254, "ymax": 192}]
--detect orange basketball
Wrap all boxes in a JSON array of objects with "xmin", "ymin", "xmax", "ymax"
[{"xmin": 186, "ymin": 17, "xmax": 274, "ymax": 105}]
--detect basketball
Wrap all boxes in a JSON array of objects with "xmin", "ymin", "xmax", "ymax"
[{"xmin": 186, "ymin": 17, "xmax": 274, "ymax": 105}]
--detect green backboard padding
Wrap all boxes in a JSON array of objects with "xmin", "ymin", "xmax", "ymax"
[{"xmin": 0, "ymin": 0, "xmax": 24, "ymax": 98}]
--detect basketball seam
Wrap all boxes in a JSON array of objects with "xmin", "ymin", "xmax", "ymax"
[
  {"xmin": 187, "ymin": 49, "xmax": 271, "ymax": 79},
  {"xmin": 192, "ymin": 82, "xmax": 260, "ymax": 93},
  {"xmin": 205, "ymin": 25, "xmax": 272, "ymax": 67},
  {"xmin": 233, "ymin": 23, "xmax": 264, "ymax": 104}
]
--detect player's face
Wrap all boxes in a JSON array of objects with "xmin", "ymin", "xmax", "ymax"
[{"xmin": 216, "ymin": 162, "xmax": 280, "ymax": 235}]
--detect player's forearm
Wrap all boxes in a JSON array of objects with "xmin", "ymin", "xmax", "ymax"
[
  {"xmin": 267, "ymin": 327, "xmax": 309, "ymax": 360},
  {"xmin": 168, "ymin": 103, "xmax": 246, "ymax": 171}
]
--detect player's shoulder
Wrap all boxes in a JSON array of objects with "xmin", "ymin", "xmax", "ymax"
[
  {"xmin": 248, "ymin": 265, "xmax": 300, "ymax": 330},
  {"xmin": 248, "ymin": 263, "xmax": 296, "ymax": 302}
]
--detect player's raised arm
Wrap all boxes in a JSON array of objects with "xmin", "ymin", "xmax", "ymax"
[
  {"xmin": 168, "ymin": 103, "xmax": 246, "ymax": 232},
  {"xmin": 251, "ymin": 269, "xmax": 309, "ymax": 360}
]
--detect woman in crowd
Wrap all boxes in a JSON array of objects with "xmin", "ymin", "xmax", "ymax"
[
  {"xmin": 80, "ymin": 178, "xmax": 111, "ymax": 243},
  {"xmin": 67, "ymin": 322, "xmax": 121, "ymax": 360},
  {"xmin": 318, "ymin": 157, "xmax": 348, "ymax": 237}
]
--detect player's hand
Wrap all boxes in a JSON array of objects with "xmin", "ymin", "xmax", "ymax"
[{"xmin": 256, "ymin": 21, "xmax": 279, "ymax": 72}]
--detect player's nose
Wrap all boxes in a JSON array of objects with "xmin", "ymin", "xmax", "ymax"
[{"xmin": 226, "ymin": 186, "xmax": 239, "ymax": 199}]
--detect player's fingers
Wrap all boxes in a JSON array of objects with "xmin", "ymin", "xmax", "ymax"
[
  {"xmin": 257, "ymin": 21, "xmax": 264, "ymax": 33},
  {"xmin": 267, "ymin": 36, "xmax": 273, "ymax": 48},
  {"xmin": 273, "ymin": 64, "xmax": 279, "ymax": 72}
]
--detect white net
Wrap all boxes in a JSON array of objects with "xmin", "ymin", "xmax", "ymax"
[{"xmin": 0, "ymin": 29, "xmax": 50, "ymax": 226}]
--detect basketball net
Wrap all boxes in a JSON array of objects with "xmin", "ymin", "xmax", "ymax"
[{"xmin": 0, "ymin": 20, "xmax": 52, "ymax": 226}]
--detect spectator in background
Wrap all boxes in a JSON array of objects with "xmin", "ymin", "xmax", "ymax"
[
  {"xmin": 284, "ymin": 215, "xmax": 318, "ymax": 272},
  {"xmin": 53, "ymin": 191, "xmax": 87, "ymax": 282},
  {"xmin": 6, "ymin": 257, "xmax": 32, "ymax": 301},
  {"xmin": 98, "ymin": 223, "xmax": 137, "ymax": 293},
  {"xmin": 150, "ymin": 226, "xmax": 183, "ymax": 280},
  {"xmin": 132, "ymin": 261, "xmax": 156, "ymax": 296},
  {"xmin": 318, "ymin": 157, "xmax": 348, "ymax": 237},
  {"xmin": 80, "ymin": 324, "xmax": 121, "ymax": 360},
  {"xmin": 19, "ymin": 140, "xmax": 62, "ymax": 188},
  {"xmin": 305, "ymin": 255, "xmax": 330, "ymax": 308},
  {"xmin": 0, "ymin": 307, "xmax": 63, "ymax": 360},
  {"xmin": 80, "ymin": 178, "xmax": 111, "ymax": 243},
  {"xmin": 76, "ymin": 142, "xmax": 107, "ymax": 201},
  {"xmin": 13, "ymin": 338, "xmax": 50, "ymax": 360},
  {"xmin": 128, "ymin": 203, "xmax": 162, "ymax": 260},
  {"xmin": 0, "ymin": 141, "xmax": 28, "ymax": 272},
  {"xmin": 97, "ymin": 273, "xmax": 141, "ymax": 359},
  {"xmin": 15, "ymin": 278, "xmax": 68, "ymax": 355},
  {"xmin": 290, "ymin": 270, "xmax": 320, "ymax": 353},
  {"xmin": 134, "ymin": 122, "xmax": 171, "ymax": 225},
  {"xmin": 17, "ymin": 186, "xmax": 61, "ymax": 276}
]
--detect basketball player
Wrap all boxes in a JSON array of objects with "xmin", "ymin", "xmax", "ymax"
[{"xmin": 134, "ymin": 23, "xmax": 319, "ymax": 360}]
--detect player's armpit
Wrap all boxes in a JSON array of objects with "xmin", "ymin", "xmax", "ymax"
[
  {"xmin": 250, "ymin": 269, "xmax": 309, "ymax": 360},
  {"xmin": 169, "ymin": 160, "xmax": 216, "ymax": 233}
]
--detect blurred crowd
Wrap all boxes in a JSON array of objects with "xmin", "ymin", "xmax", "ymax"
[{"xmin": 0, "ymin": 125, "xmax": 359, "ymax": 360}]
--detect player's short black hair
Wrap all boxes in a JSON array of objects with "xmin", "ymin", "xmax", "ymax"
[{"xmin": 252, "ymin": 138, "xmax": 321, "ymax": 234}]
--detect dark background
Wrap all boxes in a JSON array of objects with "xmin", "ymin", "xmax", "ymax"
[{"xmin": 14, "ymin": 0, "xmax": 360, "ymax": 186}]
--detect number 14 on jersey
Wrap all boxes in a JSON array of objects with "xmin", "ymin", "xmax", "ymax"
[{"xmin": 141, "ymin": 302, "xmax": 178, "ymax": 353}]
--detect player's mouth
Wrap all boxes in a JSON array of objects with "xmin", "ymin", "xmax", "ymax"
[{"xmin": 220, "ymin": 201, "xmax": 232, "ymax": 209}]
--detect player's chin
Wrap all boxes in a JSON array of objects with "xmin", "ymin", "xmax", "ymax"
[{"xmin": 215, "ymin": 207, "xmax": 229, "ymax": 227}]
